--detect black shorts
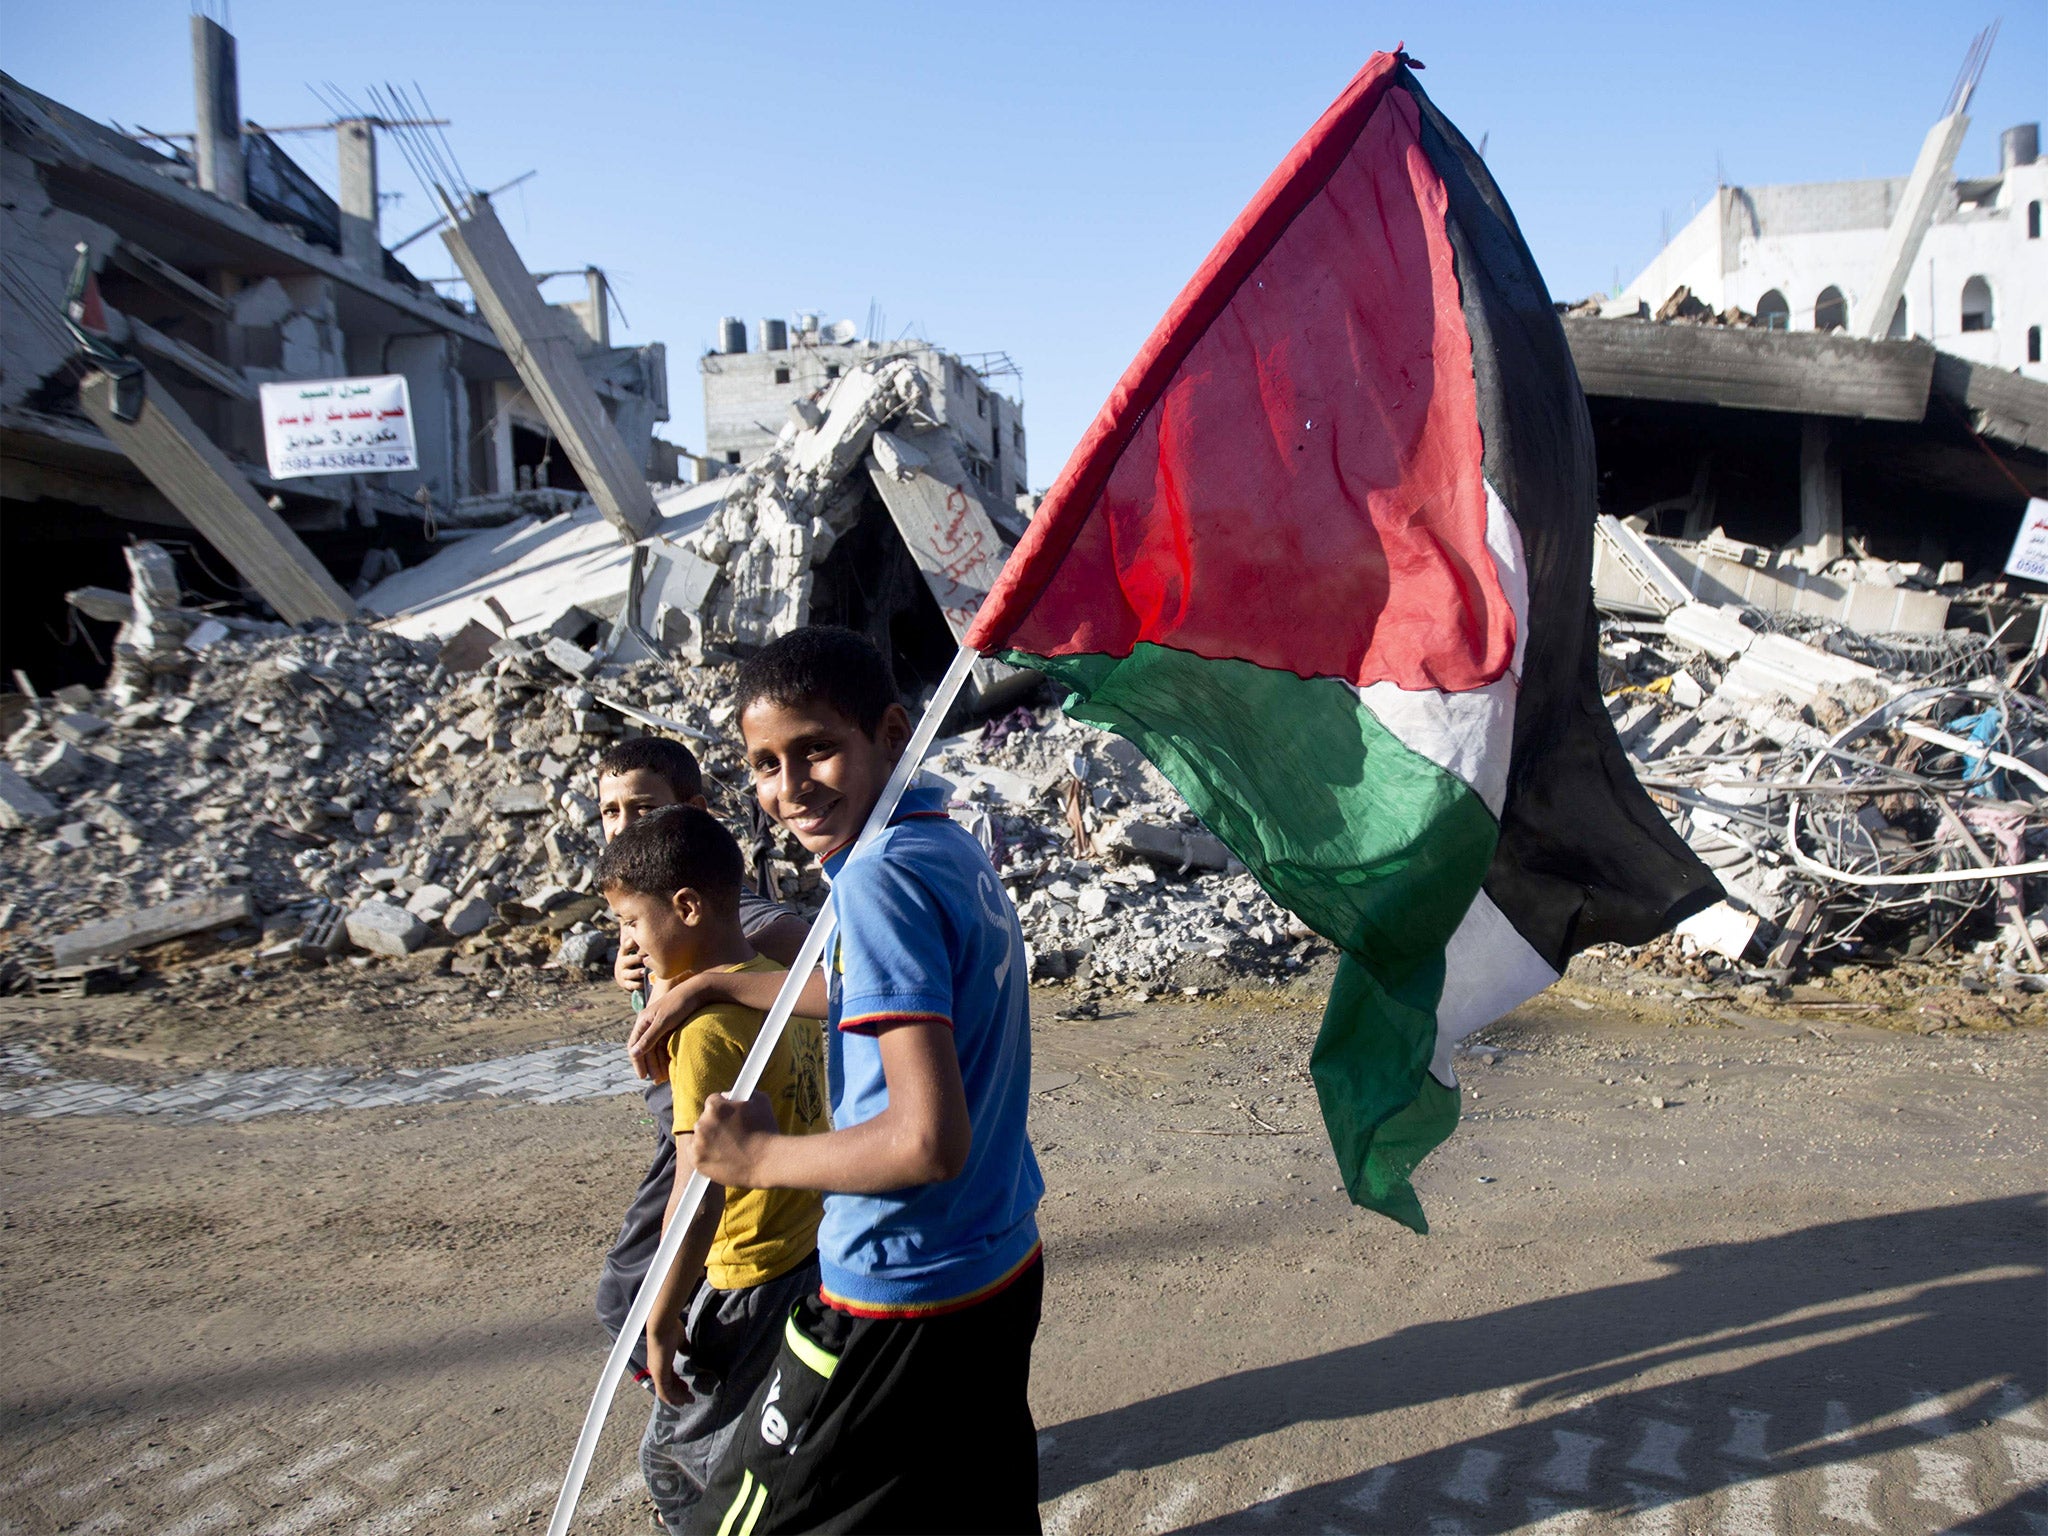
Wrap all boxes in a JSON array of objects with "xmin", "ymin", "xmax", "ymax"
[{"xmin": 686, "ymin": 1256, "xmax": 1044, "ymax": 1535}]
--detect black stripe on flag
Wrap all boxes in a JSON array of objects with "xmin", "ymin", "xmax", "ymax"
[{"xmin": 1397, "ymin": 64, "xmax": 1721, "ymax": 972}]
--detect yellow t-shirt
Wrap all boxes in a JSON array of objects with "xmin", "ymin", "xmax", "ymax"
[{"xmin": 667, "ymin": 955, "xmax": 829, "ymax": 1290}]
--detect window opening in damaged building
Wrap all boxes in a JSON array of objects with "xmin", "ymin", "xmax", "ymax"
[{"xmin": 1961, "ymin": 276, "xmax": 1995, "ymax": 333}]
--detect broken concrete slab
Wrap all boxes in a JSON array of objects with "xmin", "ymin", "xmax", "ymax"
[
  {"xmin": 434, "ymin": 619, "xmax": 501, "ymax": 674},
  {"xmin": 1662, "ymin": 602, "xmax": 1756, "ymax": 660},
  {"xmin": 345, "ymin": 901, "xmax": 430, "ymax": 957},
  {"xmin": 1715, "ymin": 631, "xmax": 1886, "ymax": 708},
  {"xmin": 404, "ymin": 883, "xmax": 455, "ymax": 920},
  {"xmin": 32, "ymin": 740, "xmax": 91, "ymax": 789},
  {"xmin": 0, "ymin": 764, "xmax": 60, "ymax": 831},
  {"xmin": 1107, "ymin": 819, "xmax": 1232, "ymax": 874},
  {"xmin": 441, "ymin": 894, "xmax": 494, "ymax": 938},
  {"xmin": 52, "ymin": 716, "xmax": 109, "ymax": 753},
  {"xmin": 49, "ymin": 889, "xmax": 254, "ymax": 966},
  {"xmin": 542, "ymin": 636, "xmax": 599, "ymax": 679},
  {"xmin": 488, "ymin": 784, "xmax": 553, "ymax": 815},
  {"xmin": 181, "ymin": 618, "xmax": 231, "ymax": 652}
]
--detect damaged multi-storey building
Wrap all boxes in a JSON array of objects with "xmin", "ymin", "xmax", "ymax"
[
  {"xmin": 702, "ymin": 314, "xmax": 1027, "ymax": 505},
  {"xmin": 1567, "ymin": 48, "xmax": 2046, "ymax": 606},
  {"xmin": 0, "ymin": 17, "xmax": 672, "ymax": 688},
  {"xmin": 363, "ymin": 321, "xmax": 1035, "ymax": 710}
]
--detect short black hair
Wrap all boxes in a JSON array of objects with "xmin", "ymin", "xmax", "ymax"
[
  {"xmin": 598, "ymin": 804, "xmax": 743, "ymax": 908},
  {"xmin": 735, "ymin": 626, "xmax": 898, "ymax": 736},
  {"xmin": 595, "ymin": 735, "xmax": 703, "ymax": 801}
]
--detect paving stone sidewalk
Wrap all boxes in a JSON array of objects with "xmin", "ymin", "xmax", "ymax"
[{"xmin": 0, "ymin": 1041, "xmax": 639, "ymax": 1123}]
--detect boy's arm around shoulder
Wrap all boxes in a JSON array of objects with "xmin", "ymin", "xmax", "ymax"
[
  {"xmin": 693, "ymin": 849, "xmax": 970, "ymax": 1195},
  {"xmin": 627, "ymin": 963, "xmax": 826, "ymax": 1079}
]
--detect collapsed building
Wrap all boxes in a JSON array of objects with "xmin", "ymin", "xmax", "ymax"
[
  {"xmin": 1561, "ymin": 45, "xmax": 2046, "ymax": 598},
  {"xmin": 361, "ymin": 337, "xmax": 1033, "ymax": 712},
  {"xmin": 702, "ymin": 314, "xmax": 1028, "ymax": 505},
  {"xmin": 10, "ymin": 23, "xmax": 2048, "ymax": 1008},
  {"xmin": 0, "ymin": 17, "xmax": 672, "ymax": 689}
]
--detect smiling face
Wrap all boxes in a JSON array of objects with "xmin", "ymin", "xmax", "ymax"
[
  {"xmin": 599, "ymin": 768, "xmax": 701, "ymax": 844},
  {"xmin": 739, "ymin": 694, "xmax": 911, "ymax": 857}
]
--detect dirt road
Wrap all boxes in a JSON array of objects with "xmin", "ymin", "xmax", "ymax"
[{"xmin": 1, "ymin": 981, "xmax": 2042, "ymax": 1534}]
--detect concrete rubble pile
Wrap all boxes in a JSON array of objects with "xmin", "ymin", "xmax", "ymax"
[
  {"xmin": 664, "ymin": 359, "xmax": 935, "ymax": 654},
  {"xmin": 1561, "ymin": 285, "xmax": 1771, "ymax": 328},
  {"xmin": 922, "ymin": 715, "xmax": 1318, "ymax": 992},
  {"xmin": 0, "ymin": 611, "xmax": 1321, "ymax": 999},
  {"xmin": 0, "ymin": 615, "xmax": 652, "ymax": 988},
  {"xmin": 1595, "ymin": 594, "xmax": 2048, "ymax": 989}
]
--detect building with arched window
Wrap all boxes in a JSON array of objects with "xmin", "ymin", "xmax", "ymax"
[
  {"xmin": 1616, "ymin": 118, "xmax": 2044, "ymax": 380},
  {"xmin": 1960, "ymin": 276, "xmax": 1995, "ymax": 331}
]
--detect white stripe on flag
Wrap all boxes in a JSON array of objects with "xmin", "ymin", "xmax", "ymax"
[
  {"xmin": 1484, "ymin": 478, "xmax": 1532, "ymax": 678},
  {"xmin": 1430, "ymin": 889, "xmax": 1560, "ymax": 1086},
  {"xmin": 1349, "ymin": 482, "xmax": 1528, "ymax": 817},
  {"xmin": 1354, "ymin": 675, "xmax": 1516, "ymax": 816}
]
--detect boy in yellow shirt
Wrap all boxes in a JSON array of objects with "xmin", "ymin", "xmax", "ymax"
[{"xmin": 597, "ymin": 804, "xmax": 829, "ymax": 1528}]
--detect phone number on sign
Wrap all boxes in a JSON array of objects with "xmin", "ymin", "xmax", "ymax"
[{"xmin": 274, "ymin": 451, "xmax": 417, "ymax": 473}]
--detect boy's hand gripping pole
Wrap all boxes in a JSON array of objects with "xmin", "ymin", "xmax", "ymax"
[{"xmin": 548, "ymin": 643, "xmax": 981, "ymax": 1535}]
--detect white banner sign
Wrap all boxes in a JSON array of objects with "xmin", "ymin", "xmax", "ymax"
[
  {"xmin": 259, "ymin": 374, "xmax": 417, "ymax": 479},
  {"xmin": 2004, "ymin": 499, "xmax": 2048, "ymax": 584}
]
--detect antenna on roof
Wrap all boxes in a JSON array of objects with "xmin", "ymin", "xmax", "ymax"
[{"xmin": 1941, "ymin": 20, "xmax": 1998, "ymax": 118}]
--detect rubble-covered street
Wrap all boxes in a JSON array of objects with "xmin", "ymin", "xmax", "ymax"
[
  {"xmin": 16, "ymin": 569, "xmax": 2048, "ymax": 1067},
  {"xmin": 5, "ymin": 7, "xmax": 2047, "ymax": 1536}
]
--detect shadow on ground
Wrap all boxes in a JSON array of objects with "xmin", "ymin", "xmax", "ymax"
[{"xmin": 1039, "ymin": 1195, "xmax": 2047, "ymax": 1531}]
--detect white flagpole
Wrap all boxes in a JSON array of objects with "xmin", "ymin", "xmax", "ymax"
[{"xmin": 547, "ymin": 642, "xmax": 981, "ymax": 1535}]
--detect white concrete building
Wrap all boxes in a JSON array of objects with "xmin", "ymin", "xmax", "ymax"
[
  {"xmin": 1619, "ymin": 121, "xmax": 2045, "ymax": 381},
  {"xmin": 701, "ymin": 317, "xmax": 1026, "ymax": 503}
]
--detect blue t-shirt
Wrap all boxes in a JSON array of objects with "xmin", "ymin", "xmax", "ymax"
[{"xmin": 818, "ymin": 784, "xmax": 1043, "ymax": 1315}]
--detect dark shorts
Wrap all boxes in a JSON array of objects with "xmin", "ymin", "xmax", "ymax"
[
  {"xmin": 642, "ymin": 1257, "xmax": 823, "ymax": 1527},
  {"xmin": 686, "ymin": 1256, "xmax": 1044, "ymax": 1536},
  {"xmin": 596, "ymin": 1078, "xmax": 676, "ymax": 1377}
]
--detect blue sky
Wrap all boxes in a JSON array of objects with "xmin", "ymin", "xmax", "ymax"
[{"xmin": 5, "ymin": 2, "xmax": 2040, "ymax": 486}]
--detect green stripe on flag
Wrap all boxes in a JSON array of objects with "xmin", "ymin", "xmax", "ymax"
[
  {"xmin": 1315, "ymin": 954, "xmax": 1463, "ymax": 1231},
  {"xmin": 1006, "ymin": 642, "xmax": 1493, "ymax": 1230}
]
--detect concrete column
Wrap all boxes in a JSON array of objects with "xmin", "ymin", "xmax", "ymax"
[
  {"xmin": 441, "ymin": 200, "xmax": 656, "ymax": 538},
  {"xmin": 582, "ymin": 268, "xmax": 610, "ymax": 347},
  {"xmin": 490, "ymin": 382, "xmax": 516, "ymax": 496},
  {"xmin": 1857, "ymin": 112, "xmax": 1969, "ymax": 339},
  {"xmin": 386, "ymin": 334, "xmax": 453, "ymax": 501},
  {"xmin": 77, "ymin": 369, "xmax": 355, "ymax": 625},
  {"xmin": 1794, "ymin": 417, "xmax": 1845, "ymax": 570},
  {"xmin": 190, "ymin": 17, "xmax": 245, "ymax": 207},
  {"xmin": 337, "ymin": 119, "xmax": 381, "ymax": 274}
]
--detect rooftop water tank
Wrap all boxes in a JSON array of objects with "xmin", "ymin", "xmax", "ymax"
[
  {"xmin": 760, "ymin": 318, "xmax": 789, "ymax": 352},
  {"xmin": 2002, "ymin": 123, "xmax": 2039, "ymax": 169},
  {"xmin": 718, "ymin": 316, "xmax": 747, "ymax": 355}
]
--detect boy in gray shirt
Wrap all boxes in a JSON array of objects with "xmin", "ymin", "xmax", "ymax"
[{"xmin": 590, "ymin": 736, "xmax": 808, "ymax": 1526}]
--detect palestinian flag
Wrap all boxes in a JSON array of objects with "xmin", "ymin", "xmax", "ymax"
[{"xmin": 965, "ymin": 50, "xmax": 1716, "ymax": 1231}]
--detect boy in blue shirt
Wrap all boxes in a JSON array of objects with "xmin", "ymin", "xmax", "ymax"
[{"xmin": 627, "ymin": 626, "xmax": 1044, "ymax": 1534}]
